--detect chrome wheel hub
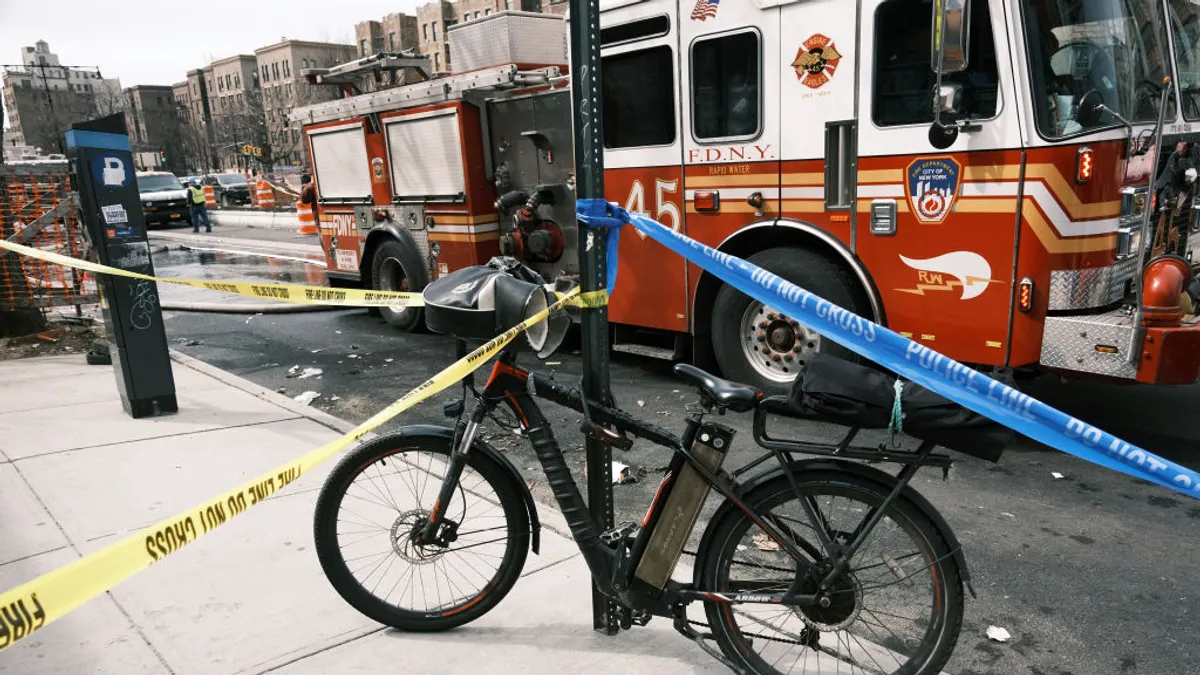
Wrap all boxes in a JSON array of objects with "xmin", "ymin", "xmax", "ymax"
[{"xmin": 740, "ymin": 301, "xmax": 821, "ymax": 383}]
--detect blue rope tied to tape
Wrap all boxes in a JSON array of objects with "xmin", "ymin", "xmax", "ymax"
[{"xmin": 888, "ymin": 379, "xmax": 904, "ymax": 447}]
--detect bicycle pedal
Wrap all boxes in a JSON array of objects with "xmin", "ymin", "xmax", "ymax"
[{"xmin": 600, "ymin": 521, "xmax": 640, "ymax": 545}]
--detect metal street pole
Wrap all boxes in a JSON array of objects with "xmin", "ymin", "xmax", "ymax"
[{"xmin": 567, "ymin": 0, "xmax": 618, "ymax": 636}]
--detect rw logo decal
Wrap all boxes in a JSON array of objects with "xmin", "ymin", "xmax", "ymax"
[{"xmin": 896, "ymin": 252, "xmax": 999, "ymax": 300}]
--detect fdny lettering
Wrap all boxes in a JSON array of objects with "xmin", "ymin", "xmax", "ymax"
[
  {"xmin": 904, "ymin": 343, "xmax": 1035, "ymax": 420},
  {"xmin": 332, "ymin": 214, "xmax": 356, "ymax": 238},
  {"xmin": 250, "ymin": 285, "xmax": 290, "ymax": 299},
  {"xmin": 0, "ymin": 592, "xmax": 46, "ymax": 649},
  {"xmin": 687, "ymin": 145, "xmax": 774, "ymax": 163},
  {"xmin": 303, "ymin": 288, "xmax": 348, "ymax": 302}
]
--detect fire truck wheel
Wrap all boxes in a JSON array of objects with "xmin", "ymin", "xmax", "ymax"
[
  {"xmin": 371, "ymin": 239, "xmax": 425, "ymax": 332},
  {"xmin": 712, "ymin": 247, "xmax": 864, "ymax": 394}
]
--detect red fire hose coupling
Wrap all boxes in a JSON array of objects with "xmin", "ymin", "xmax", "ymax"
[{"xmin": 1141, "ymin": 255, "xmax": 1193, "ymax": 327}]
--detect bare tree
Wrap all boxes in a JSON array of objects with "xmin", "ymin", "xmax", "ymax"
[
  {"xmin": 210, "ymin": 89, "xmax": 270, "ymax": 172},
  {"xmin": 0, "ymin": 93, "xmax": 48, "ymax": 337}
]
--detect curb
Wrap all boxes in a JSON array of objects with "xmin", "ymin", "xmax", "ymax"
[
  {"xmin": 168, "ymin": 349, "xmax": 362, "ymax": 437},
  {"xmin": 166, "ymin": 349, "xmax": 576, "ymax": 539}
]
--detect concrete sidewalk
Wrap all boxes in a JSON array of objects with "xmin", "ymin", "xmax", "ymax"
[{"xmin": 0, "ymin": 353, "xmax": 721, "ymax": 675}]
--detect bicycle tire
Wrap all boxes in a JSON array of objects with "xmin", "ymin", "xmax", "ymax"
[
  {"xmin": 696, "ymin": 470, "xmax": 964, "ymax": 675},
  {"xmin": 313, "ymin": 431, "xmax": 530, "ymax": 632}
]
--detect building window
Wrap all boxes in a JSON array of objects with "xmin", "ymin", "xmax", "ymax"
[
  {"xmin": 273, "ymin": 62, "xmax": 280, "ymax": 79},
  {"xmin": 485, "ymin": 9, "xmax": 491, "ymax": 15},
  {"xmin": 474, "ymin": 11, "xmax": 480, "ymax": 18},
  {"xmin": 218, "ymin": 78, "xmax": 224, "ymax": 92},
  {"xmin": 389, "ymin": 32, "xmax": 396, "ymax": 49},
  {"xmin": 423, "ymin": 23, "xmax": 429, "ymax": 40},
  {"xmin": 432, "ymin": 23, "xmax": 439, "ymax": 41},
  {"xmin": 283, "ymin": 60, "xmax": 291, "ymax": 77},
  {"xmin": 434, "ymin": 53, "xmax": 440, "ymax": 71},
  {"xmin": 464, "ymin": 13, "xmax": 469, "ymax": 21},
  {"xmin": 690, "ymin": 30, "xmax": 761, "ymax": 140},
  {"xmin": 286, "ymin": 83, "xmax": 292, "ymax": 98},
  {"xmin": 603, "ymin": 46, "xmax": 675, "ymax": 148},
  {"xmin": 262, "ymin": 64, "xmax": 269, "ymax": 81}
]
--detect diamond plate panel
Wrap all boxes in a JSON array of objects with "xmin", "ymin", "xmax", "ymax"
[
  {"xmin": 1048, "ymin": 256, "xmax": 1138, "ymax": 311},
  {"xmin": 447, "ymin": 11, "xmax": 567, "ymax": 73},
  {"xmin": 1039, "ymin": 308, "xmax": 1138, "ymax": 379}
]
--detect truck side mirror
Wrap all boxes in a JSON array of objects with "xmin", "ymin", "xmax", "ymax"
[
  {"xmin": 931, "ymin": 0, "xmax": 970, "ymax": 74},
  {"xmin": 1076, "ymin": 90, "xmax": 1105, "ymax": 128}
]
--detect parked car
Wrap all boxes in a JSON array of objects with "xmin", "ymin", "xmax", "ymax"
[
  {"xmin": 136, "ymin": 171, "xmax": 190, "ymax": 227},
  {"xmin": 202, "ymin": 173, "xmax": 251, "ymax": 206}
]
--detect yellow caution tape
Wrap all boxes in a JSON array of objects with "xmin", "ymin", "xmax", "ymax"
[
  {"xmin": 0, "ymin": 285, "xmax": 598, "ymax": 653},
  {"xmin": 0, "ymin": 238, "xmax": 609, "ymax": 311},
  {"xmin": 0, "ymin": 238, "xmax": 422, "ymax": 309}
]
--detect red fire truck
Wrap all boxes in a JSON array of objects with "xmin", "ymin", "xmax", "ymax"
[{"xmin": 292, "ymin": 2, "xmax": 1200, "ymax": 393}]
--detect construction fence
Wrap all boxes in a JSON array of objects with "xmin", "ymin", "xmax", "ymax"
[{"xmin": 0, "ymin": 161, "xmax": 98, "ymax": 317}]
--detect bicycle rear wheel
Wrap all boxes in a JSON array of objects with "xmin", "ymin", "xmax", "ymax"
[
  {"xmin": 697, "ymin": 470, "xmax": 963, "ymax": 675},
  {"xmin": 313, "ymin": 431, "xmax": 529, "ymax": 632}
]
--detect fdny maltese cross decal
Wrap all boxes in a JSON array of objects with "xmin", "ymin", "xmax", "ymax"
[
  {"xmin": 906, "ymin": 156, "xmax": 961, "ymax": 224},
  {"xmin": 792, "ymin": 34, "xmax": 842, "ymax": 89}
]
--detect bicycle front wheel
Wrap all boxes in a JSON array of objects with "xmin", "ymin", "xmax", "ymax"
[
  {"xmin": 697, "ymin": 469, "xmax": 964, "ymax": 675},
  {"xmin": 313, "ymin": 431, "xmax": 529, "ymax": 632}
]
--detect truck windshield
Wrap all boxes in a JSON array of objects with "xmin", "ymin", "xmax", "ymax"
[
  {"xmin": 216, "ymin": 175, "xmax": 247, "ymax": 186},
  {"xmin": 1023, "ymin": 0, "xmax": 1172, "ymax": 138},
  {"xmin": 1166, "ymin": 0, "xmax": 1200, "ymax": 120},
  {"xmin": 139, "ymin": 175, "xmax": 183, "ymax": 192}
]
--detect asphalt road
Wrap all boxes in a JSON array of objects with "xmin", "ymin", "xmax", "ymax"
[{"xmin": 154, "ymin": 248, "xmax": 1200, "ymax": 675}]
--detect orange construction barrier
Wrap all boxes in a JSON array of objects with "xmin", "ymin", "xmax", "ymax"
[
  {"xmin": 202, "ymin": 185, "xmax": 217, "ymax": 207},
  {"xmin": 255, "ymin": 179, "xmax": 276, "ymax": 209},
  {"xmin": 296, "ymin": 202, "xmax": 317, "ymax": 235}
]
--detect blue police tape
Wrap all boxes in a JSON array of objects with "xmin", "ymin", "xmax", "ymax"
[
  {"xmin": 575, "ymin": 199, "xmax": 1200, "ymax": 501},
  {"xmin": 576, "ymin": 198, "xmax": 623, "ymax": 294}
]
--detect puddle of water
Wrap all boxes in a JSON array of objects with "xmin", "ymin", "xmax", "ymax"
[{"xmin": 153, "ymin": 248, "xmax": 327, "ymax": 287}]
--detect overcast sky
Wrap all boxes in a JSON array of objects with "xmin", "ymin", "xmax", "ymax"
[{"xmin": 1, "ymin": 0, "xmax": 425, "ymax": 128}]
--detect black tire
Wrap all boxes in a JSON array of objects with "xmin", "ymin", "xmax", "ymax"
[
  {"xmin": 697, "ymin": 470, "xmax": 964, "ymax": 675},
  {"xmin": 313, "ymin": 432, "xmax": 530, "ymax": 632},
  {"xmin": 370, "ymin": 238, "xmax": 425, "ymax": 331},
  {"xmin": 711, "ymin": 247, "xmax": 867, "ymax": 395}
]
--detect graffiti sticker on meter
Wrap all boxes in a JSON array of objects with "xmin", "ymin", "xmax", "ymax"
[{"xmin": 92, "ymin": 153, "xmax": 131, "ymax": 189}]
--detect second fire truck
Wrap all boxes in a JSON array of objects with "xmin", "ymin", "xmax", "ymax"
[{"xmin": 291, "ymin": 1, "xmax": 1200, "ymax": 393}]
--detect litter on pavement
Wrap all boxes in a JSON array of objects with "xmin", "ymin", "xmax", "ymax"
[{"xmin": 986, "ymin": 626, "xmax": 1011, "ymax": 643}]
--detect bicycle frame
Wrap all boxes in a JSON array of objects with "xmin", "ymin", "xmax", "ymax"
[{"xmin": 416, "ymin": 347, "xmax": 943, "ymax": 621}]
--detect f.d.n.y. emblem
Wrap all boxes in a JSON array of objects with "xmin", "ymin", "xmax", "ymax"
[{"xmin": 905, "ymin": 156, "xmax": 961, "ymax": 224}]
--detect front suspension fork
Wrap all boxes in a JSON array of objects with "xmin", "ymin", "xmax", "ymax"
[{"xmin": 418, "ymin": 405, "xmax": 487, "ymax": 544}]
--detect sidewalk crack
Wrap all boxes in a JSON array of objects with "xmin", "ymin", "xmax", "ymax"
[{"xmin": 9, "ymin": 463, "xmax": 179, "ymax": 674}]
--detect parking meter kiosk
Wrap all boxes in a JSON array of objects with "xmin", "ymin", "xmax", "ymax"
[{"xmin": 67, "ymin": 115, "xmax": 177, "ymax": 418}]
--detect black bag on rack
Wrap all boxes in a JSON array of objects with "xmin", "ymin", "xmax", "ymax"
[{"xmin": 783, "ymin": 354, "xmax": 1014, "ymax": 462}]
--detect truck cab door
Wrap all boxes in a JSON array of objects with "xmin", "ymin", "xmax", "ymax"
[
  {"xmin": 854, "ymin": 0, "xmax": 1023, "ymax": 366},
  {"xmin": 678, "ymin": 0, "xmax": 782, "ymax": 250},
  {"xmin": 600, "ymin": 9, "xmax": 688, "ymax": 332}
]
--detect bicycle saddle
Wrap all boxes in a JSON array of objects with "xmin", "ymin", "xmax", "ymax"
[{"xmin": 673, "ymin": 363, "xmax": 762, "ymax": 412}]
